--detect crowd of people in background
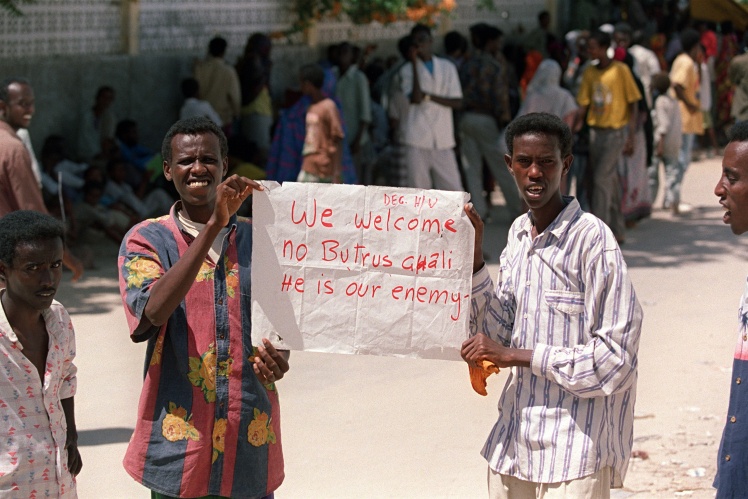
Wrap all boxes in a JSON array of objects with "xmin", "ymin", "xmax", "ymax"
[{"xmin": 5, "ymin": 3, "xmax": 748, "ymax": 261}]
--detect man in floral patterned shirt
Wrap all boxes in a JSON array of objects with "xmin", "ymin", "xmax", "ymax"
[
  {"xmin": 0, "ymin": 210, "xmax": 81, "ymax": 497},
  {"xmin": 118, "ymin": 116, "xmax": 289, "ymax": 499}
]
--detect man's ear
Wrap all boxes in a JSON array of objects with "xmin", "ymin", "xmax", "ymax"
[
  {"xmin": 504, "ymin": 154, "xmax": 513, "ymax": 175},
  {"xmin": 163, "ymin": 160, "xmax": 172, "ymax": 181},
  {"xmin": 0, "ymin": 260, "xmax": 7, "ymax": 281},
  {"xmin": 0, "ymin": 101, "xmax": 6, "ymax": 121},
  {"xmin": 222, "ymin": 156, "xmax": 229, "ymax": 179},
  {"xmin": 562, "ymin": 154, "xmax": 574, "ymax": 176}
]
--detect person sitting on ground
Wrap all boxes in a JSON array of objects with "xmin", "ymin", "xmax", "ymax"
[
  {"xmin": 0, "ymin": 210, "xmax": 82, "ymax": 497},
  {"xmin": 114, "ymin": 119, "xmax": 158, "ymax": 187},
  {"xmin": 73, "ymin": 177, "xmax": 132, "ymax": 244},
  {"xmin": 104, "ymin": 158, "xmax": 174, "ymax": 220},
  {"xmin": 179, "ymin": 78, "xmax": 222, "ymax": 126},
  {"xmin": 297, "ymin": 63, "xmax": 345, "ymax": 184},
  {"xmin": 39, "ymin": 135, "xmax": 87, "ymax": 201}
]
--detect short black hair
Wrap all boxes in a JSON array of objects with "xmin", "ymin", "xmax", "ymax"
[
  {"xmin": 96, "ymin": 85, "xmax": 114, "ymax": 99},
  {"xmin": 115, "ymin": 119, "xmax": 137, "ymax": 139},
  {"xmin": 161, "ymin": 116, "xmax": 228, "ymax": 164},
  {"xmin": 729, "ymin": 121, "xmax": 748, "ymax": 143},
  {"xmin": 397, "ymin": 35, "xmax": 413, "ymax": 59},
  {"xmin": 411, "ymin": 23, "xmax": 431, "ymax": 38},
  {"xmin": 208, "ymin": 36, "xmax": 228, "ymax": 57},
  {"xmin": 299, "ymin": 63, "xmax": 325, "ymax": 89},
  {"xmin": 651, "ymin": 72, "xmax": 671, "ymax": 94},
  {"xmin": 0, "ymin": 210, "xmax": 64, "ymax": 265},
  {"xmin": 444, "ymin": 31, "xmax": 467, "ymax": 54},
  {"xmin": 41, "ymin": 134, "xmax": 66, "ymax": 160},
  {"xmin": 181, "ymin": 77, "xmax": 199, "ymax": 98},
  {"xmin": 469, "ymin": 23, "xmax": 490, "ymax": 49},
  {"xmin": 589, "ymin": 30, "xmax": 611, "ymax": 48},
  {"xmin": 680, "ymin": 28, "xmax": 701, "ymax": 53},
  {"xmin": 0, "ymin": 77, "xmax": 30, "ymax": 103},
  {"xmin": 484, "ymin": 26, "xmax": 503, "ymax": 43},
  {"xmin": 505, "ymin": 112, "xmax": 573, "ymax": 157},
  {"xmin": 614, "ymin": 22, "xmax": 632, "ymax": 36}
]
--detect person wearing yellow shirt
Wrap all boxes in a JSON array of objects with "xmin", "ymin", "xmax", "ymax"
[
  {"xmin": 668, "ymin": 29, "xmax": 704, "ymax": 215},
  {"xmin": 575, "ymin": 30, "xmax": 642, "ymax": 243}
]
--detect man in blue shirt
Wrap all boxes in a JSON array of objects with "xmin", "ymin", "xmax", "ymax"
[{"xmin": 714, "ymin": 120, "xmax": 748, "ymax": 497}]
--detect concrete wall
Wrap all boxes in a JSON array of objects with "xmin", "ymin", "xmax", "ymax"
[
  {"xmin": 0, "ymin": 38, "xmax": 400, "ymax": 157},
  {"xmin": 0, "ymin": 46, "xmax": 316, "ymax": 157}
]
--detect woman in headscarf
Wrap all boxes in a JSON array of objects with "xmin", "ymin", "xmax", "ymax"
[
  {"xmin": 517, "ymin": 59, "xmax": 582, "ymax": 200},
  {"xmin": 517, "ymin": 59, "xmax": 578, "ymax": 126}
]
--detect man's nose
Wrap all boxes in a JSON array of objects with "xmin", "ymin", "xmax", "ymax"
[
  {"xmin": 528, "ymin": 162, "xmax": 542, "ymax": 177},
  {"xmin": 714, "ymin": 179, "xmax": 725, "ymax": 197},
  {"xmin": 39, "ymin": 268, "xmax": 54, "ymax": 286}
]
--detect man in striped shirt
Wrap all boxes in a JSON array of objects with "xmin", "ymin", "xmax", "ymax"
[
  {"xmin": 462, "ymin": 112, "xmax": 643, "ymax": 498},
  {"xmin": 713, "ymin": 121, "xmax": 748, "ymax": 498}
]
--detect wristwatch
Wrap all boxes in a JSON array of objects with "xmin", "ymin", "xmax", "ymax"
[{"xmin": 423, "ymin": 93, "xmax": 431, "ymax": 102}]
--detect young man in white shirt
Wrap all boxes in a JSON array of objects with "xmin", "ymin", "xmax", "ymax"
[
  {"xmin": 463, "ymin": 112, "xmax": 642, "ymax": 498},
  {"xmin": 399, "ymin": 24, "xmax": 463, "ymax": 191}
]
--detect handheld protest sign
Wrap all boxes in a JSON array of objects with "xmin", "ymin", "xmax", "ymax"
[{"xmin": 251, "ymin": 182, "xmax": 474, "ymax": 360}]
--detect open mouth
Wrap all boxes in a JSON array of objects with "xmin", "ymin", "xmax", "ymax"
[
  {"xmin": 36, "ymin": 290, "xmax": 55, "ymax": 298},
  {"xmin": 526, "ymin": 185, "xmax": 544, "ymax": 198},
  {"xmin": 187, "ymin": 179, "xmax": 210, "ymax": 188}
]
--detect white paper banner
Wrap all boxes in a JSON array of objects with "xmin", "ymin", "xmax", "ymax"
[{"xmin": 251, "ymin": 182, "xmax": 474, "ymax": 360}]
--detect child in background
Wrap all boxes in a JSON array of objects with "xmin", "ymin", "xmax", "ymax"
[
  {"xmin": 648, "ymin": 72, "xmax": 684, "ymax": 212},
  {"xmin": 297, "ymin": 63, "xmax": 345, "ymax": 183}
]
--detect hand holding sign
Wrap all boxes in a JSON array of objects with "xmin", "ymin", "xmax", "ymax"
[{"xmin": 251, "ymin": 182, "xmax": 474, "ymax": 360}]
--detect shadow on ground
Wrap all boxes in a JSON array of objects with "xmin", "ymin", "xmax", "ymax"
[
  {"xmin": 623, "ymin": 206, "xmax": 748, "ymax": 268},
  {"xmin": 78, "ymin": 427, "xmax": 133, "ymax": 447},
  {"xmin": 57, "ymin": 244, "xmax": 121, "ymax": 316}
]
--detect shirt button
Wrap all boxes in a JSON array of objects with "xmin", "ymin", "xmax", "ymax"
[
  {"xmin": 525, "ymin": 282, "xmax": 531, "ymax": 287},
  {"xmin": 218, "ymin": 298, "xmax": 224, "ymax": 305},
  {"xmin": 725, "ymin": 455, "xmax": 731, "ymax": 461},
  {"xmin": 743, "ymin": 335, "xmax": 747, "ymax": 341},
  {"xmin": 219, "ymin": 334, "xmax": 225, "ymax": 340},
  {"xmin": 731, "ymin": 416, "xmax": 737, "ymax": 423},
  {"xmin": 524, "ymin": 313, "xmax": 529, "ymax": 319},
  {"xmin": 737, "ymin": 377, "xmax": 742, "ymax": 385}
]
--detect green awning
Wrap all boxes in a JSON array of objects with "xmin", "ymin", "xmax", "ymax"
[{"xmin": 691, "ymin": 0, "xmax": 748, "ymax": 31}]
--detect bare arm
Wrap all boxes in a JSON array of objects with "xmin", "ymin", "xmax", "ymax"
[
  {"xmin": 133, "ymin": 176, "xmax": 261, "ymax": 338},
  {"xmin": 61, "ymin": 397, "xmax": 82, "ymax": 476},
  {"xmin": 673, "ymin": 83, "xmax": 699, "ymax": 113}
]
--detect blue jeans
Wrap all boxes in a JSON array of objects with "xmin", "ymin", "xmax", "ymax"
[
  {"xmin": 669, "ymin": 133, "xmax": 695, "ymax": 207},
  {"xmin": 648, "ymin": 155, "xmax": 680, "ymax": 208}
]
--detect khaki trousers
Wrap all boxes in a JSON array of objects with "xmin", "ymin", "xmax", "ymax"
[{"xmin": 487, "ymin": 466, "xmax": 611, "ymax": 499}]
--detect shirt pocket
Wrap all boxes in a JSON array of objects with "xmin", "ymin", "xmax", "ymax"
[{"xmin": 544, "ymin": 290, "xmax": 585, "ymax": 315}]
